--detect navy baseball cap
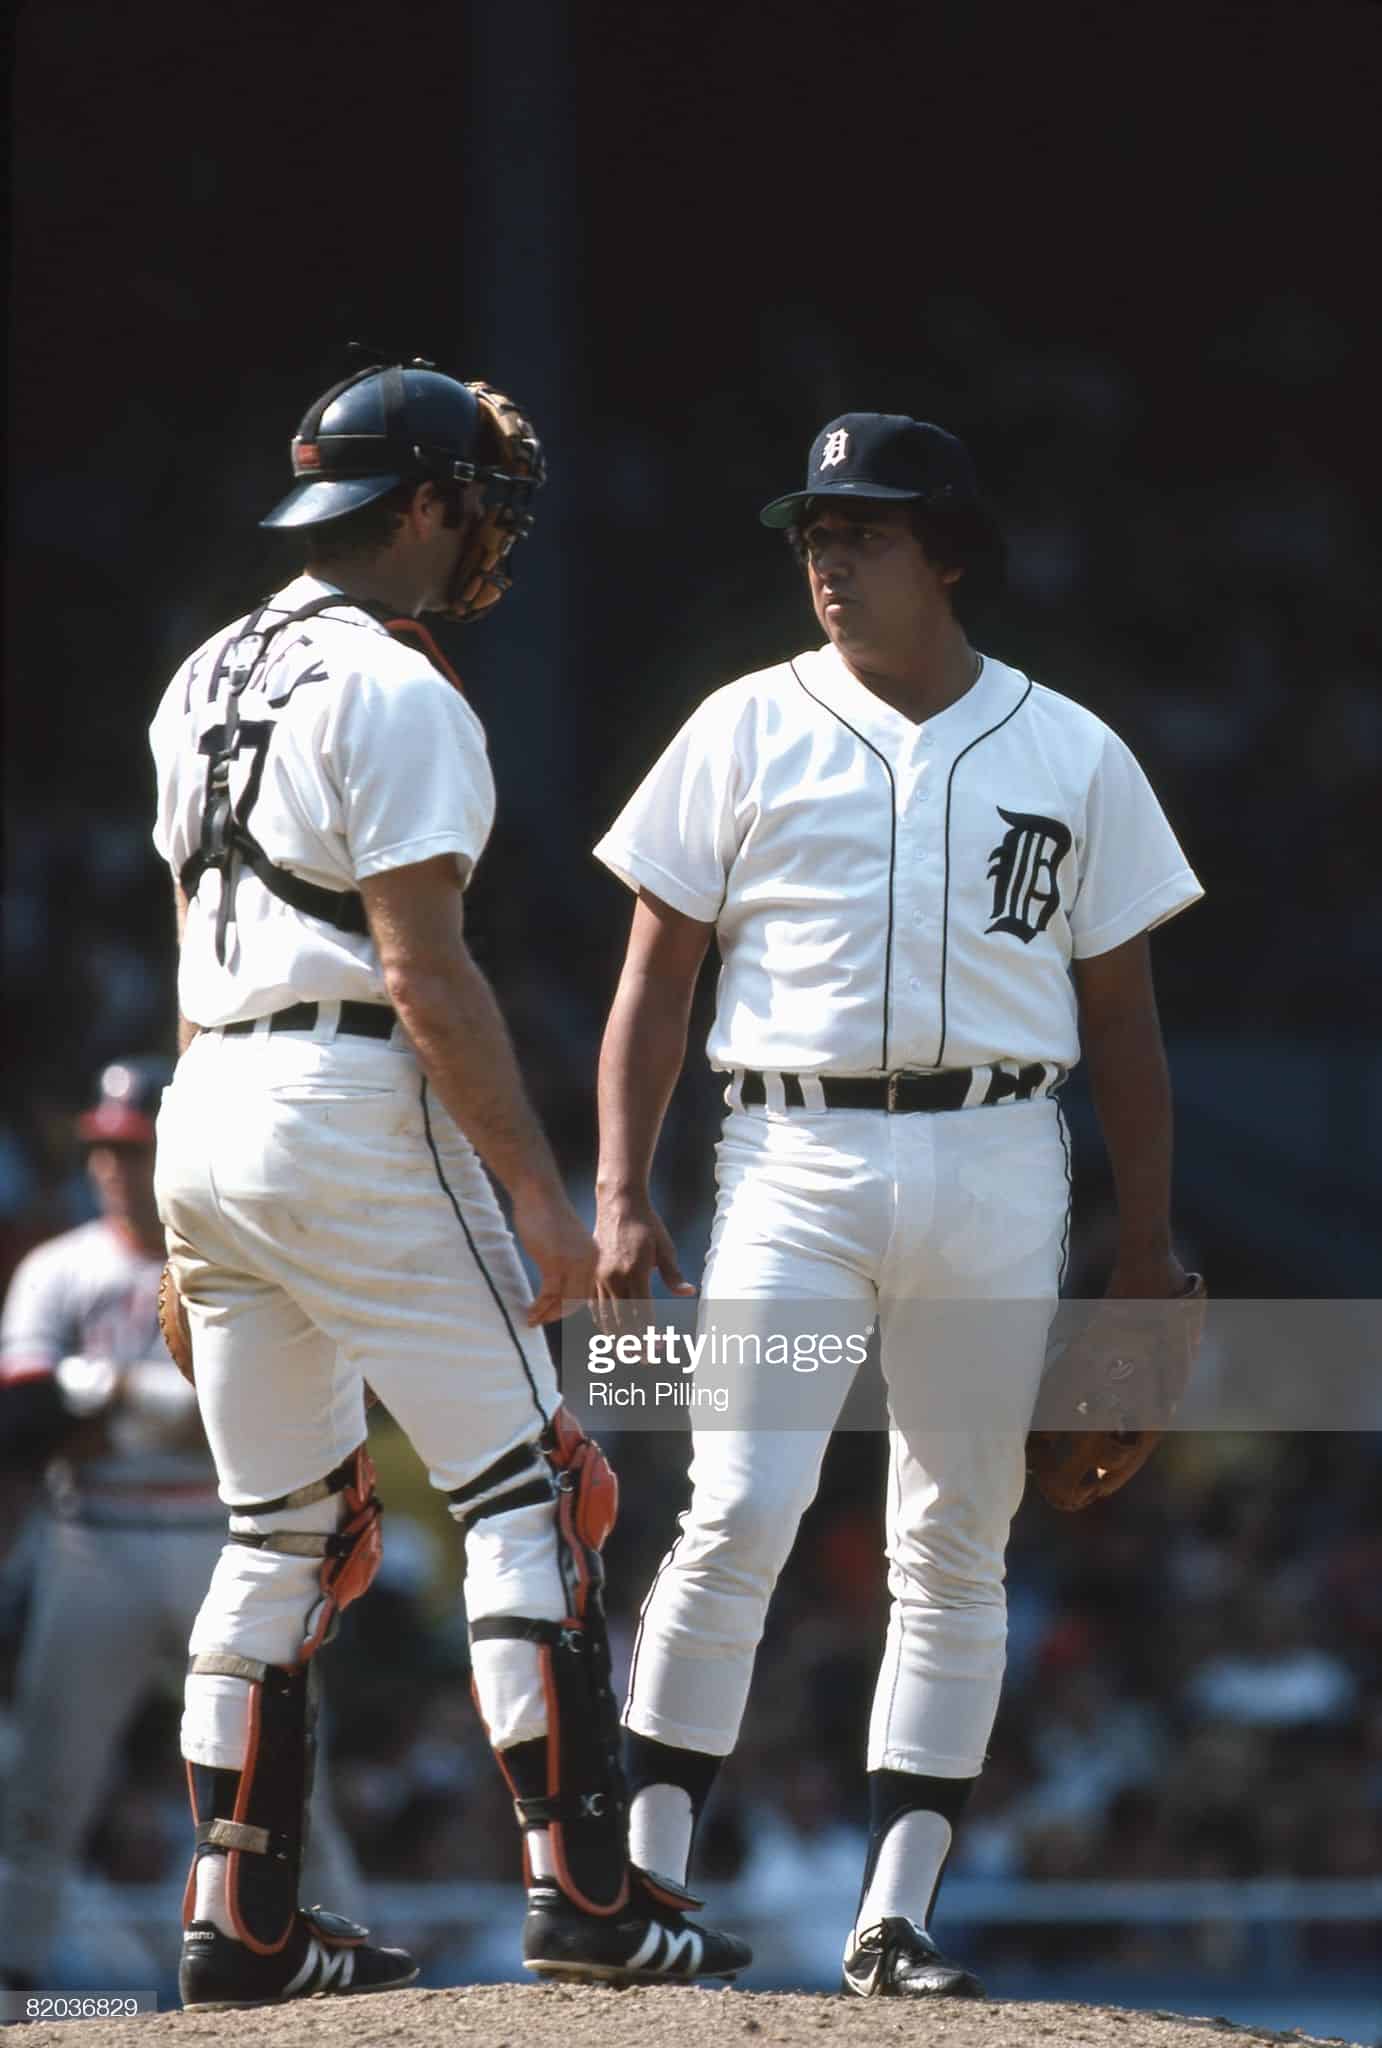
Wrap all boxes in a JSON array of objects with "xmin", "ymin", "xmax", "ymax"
[
  {"xmin": 759, "ymin": 413, "xmax": 983, "ymax": 529},
  {"xmin": 77, "ymin": 1057, "xmax": 173, "ymax": 1145}
]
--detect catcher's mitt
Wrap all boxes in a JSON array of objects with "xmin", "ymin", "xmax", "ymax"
[
  {"xmin": 1026, "ymin": 1273, "xmax": 1207, "ymax": 1511},
  {"xmin": 157, "ymin": 1262, "xmax": 195, "ymax": 1386},
  {"xmin": 156, "ymin": 1263, "xmax": 380, "ymax": 1410},
  {"xmin": 442, "ymin": 381, "xmax": 545, "ymax": 622}
]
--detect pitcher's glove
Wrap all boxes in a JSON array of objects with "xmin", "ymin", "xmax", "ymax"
[
  {"xmin": 1026, "ymin": 1273, "xmax": 1207, "ymax": 1510},
  {"xmin": 157, "ymin": 1262, "xmax": 195, "ymax": 1386}
]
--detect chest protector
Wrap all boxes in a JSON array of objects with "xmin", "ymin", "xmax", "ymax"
[{"xmin": 178, "ymin": 597, "xmax": 464, "ymax": 963}]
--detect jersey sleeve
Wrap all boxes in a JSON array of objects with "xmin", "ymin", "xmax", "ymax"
[
  {"xmin": 149, "ymin": 665, "xmax": 194, "ymax": 867},
  {"xmin": 0, "ymin": 1243, "xmax": 71, "ymax": 1381},
  {"xmin": 332, "ymin": 667, "xmax": 494, "ymax": 881},
  {"xmin": 1070, "ymin": 728, "xmax": 1204, "ymax": 958},
  {"xmin": 592, "ymin": 695, "xmax": 741, "ymax": 923}
]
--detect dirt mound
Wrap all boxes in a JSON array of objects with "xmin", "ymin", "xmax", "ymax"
[{"xmin": 11, "ymin": 1984, "xmax": 1365, "ymax": 2048}]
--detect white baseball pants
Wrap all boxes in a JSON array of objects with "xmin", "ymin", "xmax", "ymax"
[
  {"xmin": 154, "ymin": 1026, "xmax": 565, "ymax": 1768},
  {"xmin": 624, "ymin": 1097, "xmax": 1069, "ymax": 1778}
]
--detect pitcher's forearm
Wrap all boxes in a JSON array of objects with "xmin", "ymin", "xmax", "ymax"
[
  {"xmin": 596, "ymin": 971, "xmax": 695, "ymax": 1201},
  {"xmin": 1083, "ymin": 1005, "xmax": 1175, "ymax": 1257}
]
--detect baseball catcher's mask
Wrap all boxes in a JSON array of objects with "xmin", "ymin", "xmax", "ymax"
[{"xmin": 260, "ymin": 358, "xmax": 545, "ymax": 622}]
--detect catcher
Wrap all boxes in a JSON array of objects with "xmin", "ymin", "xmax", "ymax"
[{"xmin": 149, "ymin": 355, "xmax": 749, "ymax": 2008}]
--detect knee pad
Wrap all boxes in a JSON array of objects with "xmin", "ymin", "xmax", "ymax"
[
  {"xmin": 182, "ymin": 1655, "xmax": 317, "ymax": 1953},
  {"xmin": 445, "ymin": 1408, "xmax": 618, "ymax": 1622},
  {"xmin": 227, "ymin": 1444, "xmax": 382, "ymax": 1662},
  {"xmin": 543, "ymin": 1404, "xmax": 619, "ymax": 1620},
  {"xmin": 457, "ymin": 1412, "xmax": 628, "ymax": 1915}
]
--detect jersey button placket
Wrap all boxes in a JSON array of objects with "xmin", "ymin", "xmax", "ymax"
[{"xmin": 894, "ymin": 743, "xmax": 940, "ymax": 1061}]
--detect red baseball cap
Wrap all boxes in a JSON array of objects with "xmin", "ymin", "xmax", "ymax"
[{"xmin": 77, "ymin": 1057, "xmax": 172, "ymax": 1145}]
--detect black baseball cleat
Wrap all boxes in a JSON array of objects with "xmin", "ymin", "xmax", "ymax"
[
  {"xmin": 179, "ymin": 1906, "xmax": 418, "ymax": 2010},
  {"xmin": 523, "ymin": 1871, "xmax": 752, "ymax": 1985},
  {"xmin": 841, "ymin": 1916, "xmax": 985, "ymax": 1999}
]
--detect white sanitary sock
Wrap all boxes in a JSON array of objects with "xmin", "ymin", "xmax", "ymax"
[
  {"xmin": 192, "ymin": 1852, "xmax": 238, "ymax": 1940},
  {"xmin": 856, "ymin": 1809, "xmax": 953, "ymax": 1933},
  {"xmin": 628, "ymin": 1783, "xmax": 695, "ymax": 1887}
]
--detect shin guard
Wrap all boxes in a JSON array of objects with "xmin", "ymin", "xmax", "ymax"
[
  {"xmin": 182, "ymin": 1656, "xmax": 311, "ymax": 1954},
  {"xmin": 474, "ymin": 1611, "xmax": 629, "ymax": 1915},
  {"xmin": 469, "ymin": 1409, "xmax": 627, "ymax": 1914}
]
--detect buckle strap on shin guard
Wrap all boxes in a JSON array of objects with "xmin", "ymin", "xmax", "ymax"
[
  {"xmin": 225, "ymin": 1451, "xmax": 362, "ymax": 1517},
  {"xmin": 463, "ymin": 1479, "xmax": 556, "ymax": 1527},
  {"xmin": 190, "ymin": 1651, "xmax": 269, "ymax": 1684},
  {"xmin": 513, "ymin": 1791, "xmax": 618, "ymax": 1828},
  {"xmin": 447, "ymin": 1442, "xmax": 556, "ymax": 1533},
  {"xmin": 196, "ymin": 1819, "xmax": 274, "ymax": 1855},
  {"xmin": 470, "ymin": 1616, "xmax": 580, "ymax": 1649},
  {"xmin": 229, "ymin": 1531, "xmax": 344, "ymax": 1558}
]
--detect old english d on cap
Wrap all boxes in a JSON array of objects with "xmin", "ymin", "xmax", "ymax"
[{"xmin": 759, "ymin": 413, "xmax": 983, "ymax": 528}]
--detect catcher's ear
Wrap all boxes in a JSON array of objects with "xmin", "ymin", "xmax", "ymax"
[{"xmin": 407, "ymin": 480, "xmax": 448, "ymax": 530}]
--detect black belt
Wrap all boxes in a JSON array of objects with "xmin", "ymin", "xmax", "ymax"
[
  {"xmin": 221, "ymin": 1001, "xmax": 395, "ymax": 1041},
  {"xmin": 739, "ymin": 1062, "xmax": 1056, "ymax": 1113}
]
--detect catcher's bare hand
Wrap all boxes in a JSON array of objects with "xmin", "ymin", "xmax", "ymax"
[
  {"xmin": 512, "ymin": 1182, "xmax": 597, "ymax": 1326},
  {"xmin": 593, "ymin": 1192, "xmax": 695, "ymax": 1328}
]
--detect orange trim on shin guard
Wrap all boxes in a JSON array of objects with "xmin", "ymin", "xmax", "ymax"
[
  {"xmin": 181, "ymin": 1764, "xmax": 199, "ymax": 1928},
  {"xmin": 225, "ymin": 1681, "xmax": 294, "ymax": 1955}
]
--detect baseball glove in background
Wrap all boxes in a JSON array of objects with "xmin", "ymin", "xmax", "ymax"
[
  {"xmin": 1026, "ymin": 1273, "xmax": 1208, "ymax": 1511},
  {"xmin": 157, "ymin": 1262, "xmax": 195, "ymax": 1386}
]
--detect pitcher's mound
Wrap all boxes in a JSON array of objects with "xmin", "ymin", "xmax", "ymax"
[{"xmin": 12, "ymin": 1984, "xmax": 1363, "ymax": 2048}]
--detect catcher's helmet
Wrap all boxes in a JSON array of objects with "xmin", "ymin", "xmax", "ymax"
[
  {"xmin": 261, "ymin": 360, "xmax": 490, "ymax": 530},
  {"xmin": 77, "ymin": 1056, "xmax": 174, "ymax": 1146}
]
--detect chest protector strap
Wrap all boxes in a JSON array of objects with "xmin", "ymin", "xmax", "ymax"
[{"xmin": 178, "ymin": 597, "xmax": 462, "ymax": 962}]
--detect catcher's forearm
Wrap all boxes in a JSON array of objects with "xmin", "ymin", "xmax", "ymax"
[
  {"xmin": 389, "ymin": 951, "xmax": 567, "ymax": 1203},
  {"xmin": 595, "ymin": 966, "xmax": 694, "ymax": 1202}
]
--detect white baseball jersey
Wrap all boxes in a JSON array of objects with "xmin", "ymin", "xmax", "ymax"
[
  {"xmin": 1, "ymin": 1220, "xmax": 216, "ymax": 1520},
  {"xmin": 594, "ymin": 647, "xmax": 1202, "ymax": 1074},
  {"xmin": 149, "ymin": 573, "xmax": 495, "ymax": 1027}
]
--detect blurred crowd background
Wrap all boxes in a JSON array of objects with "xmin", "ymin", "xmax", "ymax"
[{"xmin": 4, "ymin": 0, "xmax": 1378, "ymax": 2019}]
